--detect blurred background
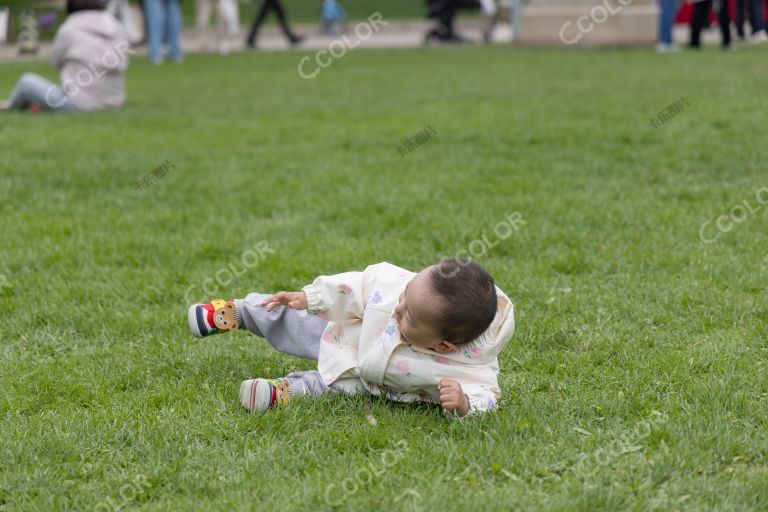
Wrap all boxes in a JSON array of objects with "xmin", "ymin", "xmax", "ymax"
[{"xmin": 2, "ymin": 0, "xmax": 759, "ymax": 60}]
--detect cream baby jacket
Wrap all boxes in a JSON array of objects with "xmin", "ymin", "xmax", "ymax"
[{"xmin": 302, "ymin": 262, "xmax": 515, "ymax": 416}]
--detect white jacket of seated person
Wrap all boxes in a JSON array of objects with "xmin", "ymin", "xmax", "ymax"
[
  {"xmin": 52, "ymin": 10, "xmax": 130, "ymax": 111},
  {"xmin": 303, "ymin": 262, "xmax": 515, "ymax": 416}
]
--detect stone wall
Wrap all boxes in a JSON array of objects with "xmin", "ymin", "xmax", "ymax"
[{"xmin": 518, "ymin": 0, "xmax": 658, "ymax": 46}]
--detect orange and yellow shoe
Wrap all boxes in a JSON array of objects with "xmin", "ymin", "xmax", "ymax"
[{"xmin": 187, "ymin": 299, "xmax": 240, "ymax": 338}]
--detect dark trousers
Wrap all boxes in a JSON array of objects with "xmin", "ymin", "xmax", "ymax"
[
  {"xmin": 735, "ymin": 0, "xmax": 766, "ymax": 37},
  {"xmin": 426, "ymin": 0, "xmax": 481, "ymax": 38},
  {"xmin": 246, "ymin": 0, "xmax": 296, "ymax": 44},
  {"xmin": 690, "ymin": 0, "xmax": 732, "ymax": 47}
]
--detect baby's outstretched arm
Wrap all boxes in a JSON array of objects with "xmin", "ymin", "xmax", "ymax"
[
  {"xmin": 262, "ymin": 267, "xmax": 373, "ymax": 320},
  {"xmin": 302, "ymin": 268, "xmax": 372, "ymax": 322},
  {"xmin": 261, "ymin": 291, "xmax": 308, "ymax": 312},
  {"xmin": 263, "ymin": 263, "xmax": 402, "ymax": 322}
]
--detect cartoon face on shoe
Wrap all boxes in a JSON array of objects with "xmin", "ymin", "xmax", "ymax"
[{"xmin": 213, "ymin": 302, "xmax": 238, "ymax": 331}]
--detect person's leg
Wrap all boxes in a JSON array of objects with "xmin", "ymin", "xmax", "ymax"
[
  {"xmin": 224, "ymin": 0, "xmax": 240, "ymax": 35},
  {"xmin": 5, "ymin": 73, "xmax": 79, "ymax": 112},
  {"xmin": 239, "ymin": 371, "xmax": 365, "ymax": 413},
  {"xmin": 735, "ymin": 0, "xmax": 746, "ymax": 37},
  {"xmin": 750, "ymin": 0, "xmax": 766, "ymax": 33},
  {"xmin": 145, "ymin": 0, "xmax": 164, "ymax": 62},
  {"xmin": 216, "ymin": 0, "xmax": 239, "ymax": 52},
  {"xmin": 438, "ymin": 0, "xmax": 457, "ymax": 38},
  {"xmin": 246, "ymin": 0, "xmax": 271, "ymax": 46},
  {"xmin": 690, "ymin": 0, "xmax": 711, "ymax": 48},
  {"xmin": 659, "ymin": 0, "xmax": 678, "ymax": 44},
  {"xmin": 434, "ymin": 0, "xmax": 478, "ymax": 40},
  {"xmin": 196, "ymin": 0, "xmax": 211, "ymax": 30},
  {"xmin": 271, "ymin": 0, "xmax": 300, "ymax": 41},
  {"xmin": 717, "ymin": 0, "xmax": 732, "ymax": 46},
  {"xmin": 165, "ymin": 0, "xmax": 183, "ymax": 60},
  {"xmin": 283, "ymin": 370, "xmax": 330, "ymax": 396},
  {"xmin": 235, "ymin": 293, "xmax": 327, "ymax": 360}
]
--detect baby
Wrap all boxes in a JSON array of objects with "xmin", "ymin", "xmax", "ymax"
[{"xmin": 187, "ymin": 259, "xmax": 515, "ymax": 417}]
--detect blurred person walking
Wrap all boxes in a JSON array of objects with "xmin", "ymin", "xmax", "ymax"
[
  {"xmin": 425, "ymin": 0, "xmax": 497, "ymax": 43},
  {"xmin": 145, "ymin": 0, "xmax": 183, "ymax": 63},
  {"xmin": 196, "ymin": 0, "xmax": 240, "ymax": 54},
  {"xmin": 0, "ymin": 0, "xmax": 130, "ymax": 113},
  {"xmin": 735, "ymin": 0, "xmax": 768, "ymax": 41},
  {"xmin": 689, "ymin": 0, "xmax": 732, "ymax": 50},
  {"xmin": 322, "ymin": 0, "xmax": 346, "ymax": 36},
  {"xmin": 656, "ymin": 0, "xmax": 680, "ymax": 52},
  {"xmin": 245, "ymin": 0, "xmax": 303, "ymax": 48}
]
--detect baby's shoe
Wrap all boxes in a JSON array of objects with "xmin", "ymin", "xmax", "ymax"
[
  {"xmin": 188, "ymin": 299, "xmax": 241, "ymax": 338},
  {"xmin": 239, "ymin": 378, "xmax": 291, "ymax": 414}
]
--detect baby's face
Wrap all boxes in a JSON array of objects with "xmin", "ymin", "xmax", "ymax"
[{"xmin": 394, "ymin": 266, "xmax": 457, "ymax": 353}]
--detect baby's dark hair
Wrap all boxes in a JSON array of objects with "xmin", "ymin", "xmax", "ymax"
[{"xmin": 429, "ymin": 259, "xmax": 497, "ymax": 345}]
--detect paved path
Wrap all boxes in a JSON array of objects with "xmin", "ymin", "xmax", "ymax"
[
  {"xmin": 0, "ymin": 19, "xmax": 490, "ymax": 64},
  {"xmin": 0, "ymin": 18, "xmax": 720, "ymax": 64}
]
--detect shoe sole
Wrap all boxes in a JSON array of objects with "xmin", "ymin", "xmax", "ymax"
[
  {"xmin": 240, "ymin": 379, "xmax": 271, "ymax": 413},
  {"xmin": 188, "ymin": 304, "xmax": 205, "ymax": 338}
]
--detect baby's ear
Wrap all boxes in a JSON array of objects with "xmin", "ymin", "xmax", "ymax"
[{"xmin": 434, "ymin": 341, "xmax": 458, "ymax": 353}]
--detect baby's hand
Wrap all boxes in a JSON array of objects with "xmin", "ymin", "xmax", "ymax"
[
  {"xmin": 261, "ymin": 291, "xmax": 308, "ymax": 312},
  {"xmin": 439, "ymin": 379, "xmax": 470, "ymax": 417}
]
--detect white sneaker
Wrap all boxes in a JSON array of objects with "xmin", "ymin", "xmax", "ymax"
[
  {"xmin": 239, "ymin": 378, "xmax": 291, "ymax": 414},
  {"xmin": 655, "ymin": 43, "xmax": 679, "ymax": 53},
  {"xmin": 187, "ymin": 299, "xmax": 240, "ymax": 338},
  {"xmin": 488, "ymin": 23, "xmax": 514, "ymax": 44},
  {"xmin": 750, "ymin": 30, "xmax": 768, "ymax": 44}
]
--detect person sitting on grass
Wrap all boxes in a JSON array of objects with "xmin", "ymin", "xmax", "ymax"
[
  {"xmin": 1, "ymin": 0, "xmax": 131, "ymax": 113},
  {"xmin": 187, "ymin": 259, "xmax": 515, "ymax": 418}
]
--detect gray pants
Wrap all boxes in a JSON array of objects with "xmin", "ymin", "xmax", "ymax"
[
  {"xmin": 236, "ymin": 293, "xmax": 339, "ymax": 397},
  {"xmin": 7, "ymin": 73, "xmax": 80, "ymax": 113}
]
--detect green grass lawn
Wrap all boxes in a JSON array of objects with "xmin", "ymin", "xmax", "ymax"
[{"xmin": 0, "ymin": 45, "xmax": 767, "ymax": 511}]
